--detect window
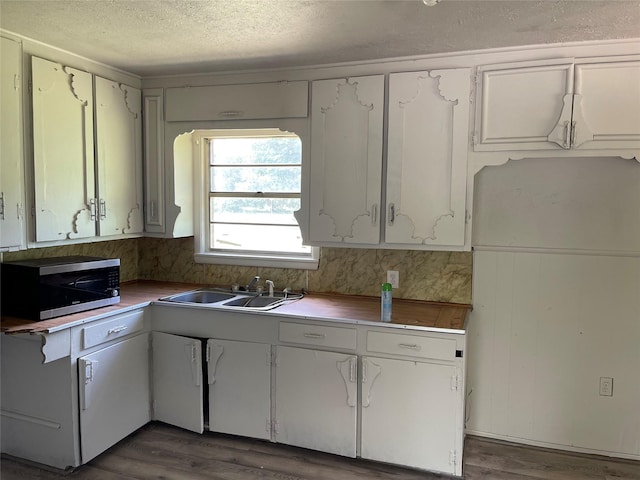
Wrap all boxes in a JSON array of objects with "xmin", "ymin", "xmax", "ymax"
[{"xmin": 194, "ymin": 128, "xmax": 318, "ymax": 269}]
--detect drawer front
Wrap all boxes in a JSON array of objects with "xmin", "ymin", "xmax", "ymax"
[
  {"xmin": 82, "ymin": 310, "xmax": 145, "ymax": 350},
  {"xmin": 279, "ymin": 322, "xmax": 356, "ymax": 350},
  {"xmin": 366, "ymin": 331, "xmax": 456, "ymax": 361}
]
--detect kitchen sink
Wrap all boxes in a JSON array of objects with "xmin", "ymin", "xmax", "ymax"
[
  {"xmin": 158, "ymin": 288, "xmax": 303, "ymax": 311},
  {"xmin": 163, "ymin": 290, "xmax": 237, "ymax": 304},
  {"xmin": 222, "ymin": 295, "xmax": 284, "ymax": 308}
]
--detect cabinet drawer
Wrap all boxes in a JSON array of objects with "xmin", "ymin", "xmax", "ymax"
[
  {"xmin": 279, "ymin": 322, "xmax": 356, "ymax": 350},
  {"xmin": 82, "ymin": 310, "xmax": 145, "ymax": 350},
  {"xmin": 366, "ymin": 331, "xmax": 456, "ymax": 361}
]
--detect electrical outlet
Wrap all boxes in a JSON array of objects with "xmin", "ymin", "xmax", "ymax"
[
  {"xmin": 387, "ymin": 270, "xmax": 399, "ymax": 288},
  {"xmin": 599, "ymin": 377, "xmax": 613, "ymax": 397}
]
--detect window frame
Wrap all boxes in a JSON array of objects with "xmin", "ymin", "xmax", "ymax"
[{"xmin": 193, "ymin": 125, "xmax": 318, "ymax": 269}]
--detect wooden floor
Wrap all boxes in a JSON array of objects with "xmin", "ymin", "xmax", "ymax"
[{"xmin": 2, "ymin": 422, "xmax": 639, "ymax": 480}]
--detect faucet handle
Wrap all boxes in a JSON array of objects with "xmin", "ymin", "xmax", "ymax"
[{"xmin": 265, "ymin": 279, "xmax": 275, "ymax": 297}]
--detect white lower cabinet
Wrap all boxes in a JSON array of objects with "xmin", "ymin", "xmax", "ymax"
[
  {"xmin": 151, "ymin": 331, "xmax": 204, "ymax": 433},
  {"xmin": 360, "ymin": 356, "xmax": 459, "ymax": 475},
  {"xmin": 78, "ymin": 333, "xmax": 150, "ymax": 463},
  {"xmin": 207, "ymin": 339, "xmax": 272, "ymax": 440},
  {"xmin": 2, "ymin": 306, "xmax": 466, "ymax": 476},
  {"xmin": 151, "ymin": 332, "xmax": 272, "ymax": 440},
  {"xmin": 274, "ymin": 345, "xmax": 358, "ymax": 457}
]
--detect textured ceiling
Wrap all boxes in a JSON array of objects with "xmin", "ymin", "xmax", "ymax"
[{"xmin": 1, "ymin": 0, "xmax": 639, "ymax": 77}]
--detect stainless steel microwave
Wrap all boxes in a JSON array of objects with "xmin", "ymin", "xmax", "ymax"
[{"xmin": 1, "ymin": 256, "xmax": 120, "ymax": 321}]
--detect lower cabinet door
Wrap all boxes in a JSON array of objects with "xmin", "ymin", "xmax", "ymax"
[
  {"xmin": 360, "ymin": 356, "xmax": 459, "ymax": 475},
  {"xmin": 78, "ymin": 334, "xmax": 150, "ymax": 463},
  {"xmin": 207, "ymin": 339, "xmax": 272, "ymax": 440},
  {"xmin": 275, "ymin": 346, "xmax": 357, "ymax": 457},
  {"xmin": 151, "ymin": 332, "xmax": 204, "ymax": 433}
]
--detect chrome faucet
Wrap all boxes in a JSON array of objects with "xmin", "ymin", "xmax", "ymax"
[{"xmin": 246, "ymin": 275, "xmax": 260, "ymax": 291}]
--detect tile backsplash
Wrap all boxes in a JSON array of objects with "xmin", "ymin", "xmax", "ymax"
[
  {"xmin": 2, "ymin": 239, "xmax": 139, "ymax": 282},
  {"xmin": 138, "ymin": 238, "xmax": 472, "ymax": 304},
  {"xmin": 3, "ymin": 237, "xmax": 472, "ymax": 304}
]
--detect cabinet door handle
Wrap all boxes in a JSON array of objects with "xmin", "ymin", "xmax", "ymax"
[
  {"xmin": 388, "ymin": 203, "xmax": 395, "ymax": 226},
  {"xmin": 570, "ymin": 121, "xmax": 576, "ymax": 147},
  {"xmin": 89, "ymin": 198, "xmax": 97, "ymax": 221},
  {"xmin": 398, "ymin": 343, "xmax": 421, "ymax": 351},
  {"xmin": 563, "ymin": 122, "xmax": 571, "ymax": 149},
  {"xmin": 107, "ymin": 325, "xmax": 127, "ymax": 335},
  {"xmin": 0, "ymin": 192, "xmax": 4, "ymax": 220},
  {"xmin": 303, "ymin": 333, "xmax": 326, "ymax": 339},
  {"xmin": 218, "ymin": 110, "xmax": 244, "ymax": 118},
  {"xmin": 150, "ymin": 200, "xmax": 156, "ymax": 221},
  {"xmin": 99, "ymin": 199, "xmax": 106, "ymax": 220},
  {"xmin": 371, "ymin": 203, "xmax": 378, "ymax": 225}
]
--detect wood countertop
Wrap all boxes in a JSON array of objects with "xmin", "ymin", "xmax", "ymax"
[{"xmin": 1, "ymin": 280, "xmax": 471, "ymax": 335}]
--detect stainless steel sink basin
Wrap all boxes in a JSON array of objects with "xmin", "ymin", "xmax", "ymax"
[
  {"xmin": 222, "ymin": 295, "xmax": 284, "ymax": 308},
  {"xmin": 158, "ymin": 288, "xmax": 303, "ymax": 311},
  {"xmin": 163, "ymin": 290, "xmax": 237, "ymax": 304}
]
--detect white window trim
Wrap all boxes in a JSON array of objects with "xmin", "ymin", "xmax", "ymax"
[{"xmin": 193, "ymin": 122, "xmax": 318, "ymax": 270}]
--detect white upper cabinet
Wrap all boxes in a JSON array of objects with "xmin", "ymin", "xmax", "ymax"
[
  {"xmin": 31, "ymin": 56, "xmax": 143, "ymax": 242},
  {"xmin": 308, "ymin": 75, "xmax": 384, "ymax": 245},
  {"xmin": 94, "ymin": 76, "xmax": 143, "ymax": 236},
  {"xmin": 474, "ymin": 57, "xmax": 640, "ymax": 151},
  {"xmin": 386, "ymin": 69, "xmax": 471, "ymax": 247},
  {"xmin": 32, "ymin": 56, "xmax": 96, "ymax": 241},
  {"xmin": 165, "ymin": 81, "xmax": 308, "ymax": 121},
  {"xmin": 1, "ymin": 36, "xmax": 26, "ymax": 251},
  {"xmin": 142, "ymin": 88, "xmax": 165, "ymax": 233},
  {"xmin": 570, "ymin": 60, "xmax": 640, "ymax": 149}
]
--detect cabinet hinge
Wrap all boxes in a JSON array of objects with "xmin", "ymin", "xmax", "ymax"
[
  {"xmin": 471, "ymin": 133, "xmax": 478, "ymax": 146},
  {"xmin": 451, "ymin": 375, "xmax": 460, "ymax": 391},
  {"xmin": 273, "ymin": 420, "xmax": 280, "ymax": 434},
  {"xmin": 27, "ymin": 78, "xmax": 32, "ymax": 94},
  {"xmin": 449, "ymin": 450, "xmax": 457, "ymax": 465}
]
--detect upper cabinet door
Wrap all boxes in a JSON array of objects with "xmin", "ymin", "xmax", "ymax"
[
  {"xmin": 31, "ymin": 56, "xmax": 96, "ymax": 241},
  {"xmin": 474, "ymin": 56, "xmax": 640, "ymax": 152},
  {"xmin": 142, "ymin": 88, "xmax": 165, "ymax": 234},
  {"xmin": 1, "ymin": 37, "xmax": 25, "ymax": 251},
  {"xmin": 386, "ymin": 69, "xmax": 471, "ymax": 247},
  {"xmin": 473, "ymin": 60, "xmax": 574, "ymax": 151},
  {"xmin": 572, "ymin": 60, "xmax": 640, "ymax": 149},
  {"xmin": 308, "ymin": 75, "xmax": 384, "ymax": 245},
  {"xmin": 95, "ymin": 76, "xmax": 143, "ymax": 236}
]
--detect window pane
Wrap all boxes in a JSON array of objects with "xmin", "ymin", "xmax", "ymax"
[
  {"xmin": 211, "ymin": 223, "xmax": 310, "ymax": 254},
  {"xmin": 211, "ymin": 137, "xmax": 301, "ymax": 165},
  {"xmin": 211, "ymin": 166, "xmax": 301, "ymax": 193},
  {"xmin": 211, "ymin": 197, "xmax": 300, "ymax": 225}
]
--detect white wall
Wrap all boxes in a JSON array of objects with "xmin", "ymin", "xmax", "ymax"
[{"xmin": 466, "ymin": 157, "xmax": 640, "ymax": 459}]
